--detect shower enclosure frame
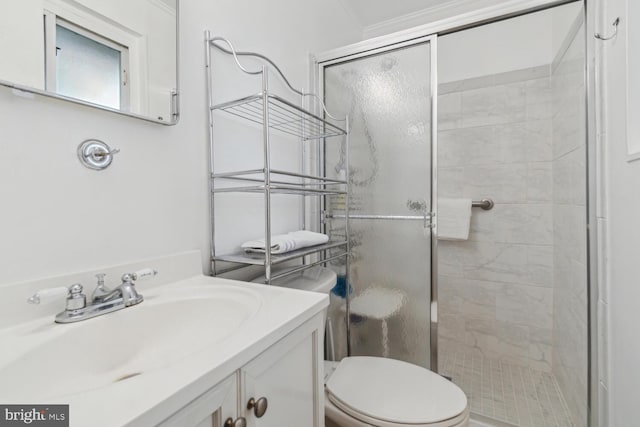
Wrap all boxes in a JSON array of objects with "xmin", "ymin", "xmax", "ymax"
[
  {"xmin": 315, "ymin": 34, "xmax": 440, "ymax": 371},
  {"xmin": 312, "ymin": 0, "xmax": 600, "ymax": 425}
]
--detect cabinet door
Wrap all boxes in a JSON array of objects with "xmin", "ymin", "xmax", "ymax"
[
  {"xmin": 240, "ymin": 315, "xmax": 324, "ymax": 427},
  {"xmin": 159, "ymin": 374, "xmax": 238, "ymax": 427},
  {"xmin": 212, "ymin": 373, "xmax": 239, "ymax": 427}
]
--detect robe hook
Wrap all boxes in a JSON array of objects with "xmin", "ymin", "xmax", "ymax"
[{"xmin": 595, "ymin": 17, "xmax": 620, "ymax": 41}]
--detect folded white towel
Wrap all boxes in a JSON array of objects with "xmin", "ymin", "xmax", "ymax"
[
  {"xmin": 438, "ymin": 198, "xmax": 472, "ymax": 241},
  {"xmin": 241, "ymin": 230, "xmax": 329, "ymax": 254}
]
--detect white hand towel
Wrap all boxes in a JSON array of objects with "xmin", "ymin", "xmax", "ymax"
[
  {"xmin": 437, "ymin": 198, "xmax": 472, "ymax": 241},
  {"xmin": 241, "ymin": 230, "xmax": 329, "ymax": 254}
]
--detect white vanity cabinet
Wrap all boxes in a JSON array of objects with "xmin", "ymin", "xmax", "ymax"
[
  {"xmin": 159, "ymin": 312, "xmax": 325, "ymax": 427},
  {"xmin": 157, "ymin": 374, "xmax": 237, "ymax": 427},
  {"xmin": 239, "ymin": 317, "xmax": 321, "ymax": 427}
]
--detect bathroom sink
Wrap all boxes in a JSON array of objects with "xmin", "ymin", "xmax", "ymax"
[{"xmin": 0, "ymin": 284, "xmax": 261, "ymax": 401}]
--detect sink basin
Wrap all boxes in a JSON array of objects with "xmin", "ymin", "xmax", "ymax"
[{"xmin": 0, "ymin": 284, "xmax": 261, "ymax": 400}]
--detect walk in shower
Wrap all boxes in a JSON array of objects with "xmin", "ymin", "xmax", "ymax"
[{"xmin": 320, "ymin": 2, "xmax": 589, "ymax": 426}]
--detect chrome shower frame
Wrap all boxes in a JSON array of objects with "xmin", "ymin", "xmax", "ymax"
[{"xmin": 313, "ymin": 0, "xmax": 599, "ymax": 425}]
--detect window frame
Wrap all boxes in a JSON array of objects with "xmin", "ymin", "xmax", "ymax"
[{"xmin": 44, "ymin": 13, "xmax": 131, "ymax": 111}]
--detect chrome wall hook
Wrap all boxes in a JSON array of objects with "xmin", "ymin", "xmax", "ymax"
[
  {"xmin": 595, "ymin": 17, "xmax": 620, "ymax": 41},
  {"xmin": 77, "ymin": 139, "xmax": 120, "ymax": 170}
]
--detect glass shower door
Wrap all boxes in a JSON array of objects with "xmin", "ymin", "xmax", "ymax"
[{"xmin": 323, "ymin": 40, "xmax": 435, "ymax": 369}]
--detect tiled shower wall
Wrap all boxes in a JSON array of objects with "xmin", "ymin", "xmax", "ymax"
[
  {"xmin": 437, "ymin": 19, "xmax": 588, "ymax": 427},
  {"xmin": 437, "ymin": 66, "xmax": 555, "ymax": 372},
  {"xmin": 551, "ymin": 19, "xmax": 588, "ymax": 427}
]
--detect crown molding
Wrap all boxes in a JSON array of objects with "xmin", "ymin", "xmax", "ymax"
[
  {"xmin": 363, "ymin": 0, "xmax": 478, "ymax": 38},
  {"xmin": 147, "ymin": 0, "xmax": 177, "ymax": 17}
]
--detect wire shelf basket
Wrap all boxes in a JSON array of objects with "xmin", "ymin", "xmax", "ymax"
[{"xmin": 211, "ymin": 93, "xmax": 346, "ymax": 141}]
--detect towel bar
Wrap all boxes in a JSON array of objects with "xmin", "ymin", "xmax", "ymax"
[{"xmin": 472, "ymin": 199, "xmax": 494, "ymax": 210}]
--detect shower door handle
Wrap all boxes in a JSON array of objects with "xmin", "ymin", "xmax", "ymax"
[
  {"xmin": 323, "ymin": 211, "xmax": 434, "ymax": 228},
  {"xmin": 323, "ymin": 213, "xmax": 431, "ymax": 221}
]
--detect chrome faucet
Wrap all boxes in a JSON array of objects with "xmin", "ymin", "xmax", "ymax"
[
  {"xmin": 90, "ymin": 272, "xmax": 110, "ymax": 302},
  {"xmin": 90, "ymin": 270, "xmax": 154, "ymax": 306},
  {"xmin": 28, "ymin": 268, "xmax": 157, "ymax": 323}
]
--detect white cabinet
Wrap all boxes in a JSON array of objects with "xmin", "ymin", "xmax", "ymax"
[
  {"xmin": 241, "ymin": 319, "xmax": 321, "ymax": 427},
  {"xmin": 159, "ymin": 375, "xmax": 237, "ymax": 427},
  {"xmin": 212, "ymin": 375, "xmax": 238, "ymax": 427},
  {"xmin": 161, "ymin": 312, "xmax": 325, "ymax": 427}
]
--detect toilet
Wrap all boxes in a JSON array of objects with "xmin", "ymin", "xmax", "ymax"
[{"xmin": 252, "ymin": 267, "xmax": 470, "ymax": 427}]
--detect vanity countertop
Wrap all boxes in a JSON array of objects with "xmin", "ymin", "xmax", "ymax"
[{"xmin": 0, "ymin": 274, "xmax": 328, "ymax": 426}]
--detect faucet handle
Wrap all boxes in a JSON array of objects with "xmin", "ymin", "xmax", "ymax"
[
  {"xmin": 122, "ymin": 268, "xmax": 158, "ymax": 283},
  {"xmin": 91, "ymin": 273, "xmax": 112, "ymax": 303},
  {"xmin": 27, "ymin": 286, "xmax": 69, "ymax": 305},
  {"xmin": 66, "ymin": 284, "xmax": 86, "ymax": 311},
  {"xmin": 27, "ymin": 284, "xmax": 86, "ymax": 311},
  {"xmin": 95, "ymin": 273, "xmax": 107, "ymax": 285},
  {"xmin": 133, "ymin": 268, "xmax": 158, "ymax": 280}
]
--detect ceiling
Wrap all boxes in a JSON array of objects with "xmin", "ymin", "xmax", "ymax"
[{"xmin": 339, "ymin": 0, "xmax": 455, "ymax": 27}]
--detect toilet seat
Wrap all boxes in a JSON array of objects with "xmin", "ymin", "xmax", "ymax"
[{"xmin": 325, "ymin": 357, "xmax": 468, "ymax": 427}]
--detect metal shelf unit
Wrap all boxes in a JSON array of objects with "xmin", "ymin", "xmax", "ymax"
[
  {"xmin": 211, "ymin": 93, "xmax": 346, "ymax": 141},
  {"xmin": 213, "ymin": 169, "xmax": 347, "ymax": 196},
  {"xmin": 206, "ymin": 33, "xmax": 351, "ymax": 285},
  {"xmin": 213, "ymin": 241, "xmax": 348, "ymax": 267}
]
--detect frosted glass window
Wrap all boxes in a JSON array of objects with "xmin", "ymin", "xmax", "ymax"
[{"xmin": 55, "ymin": 24, "xmax": 122, "ymax": 109}]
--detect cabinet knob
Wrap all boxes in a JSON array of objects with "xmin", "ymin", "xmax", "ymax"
[
  {"xmin": 247, "ymin": 397, "xmax": 268, "ymax": 418},
  {"xmin": 224, "ymin": 417, "xmax": 247, "ymax": 427}
]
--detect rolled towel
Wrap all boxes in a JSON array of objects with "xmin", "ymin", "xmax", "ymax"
[
  {"xmin": 242, "ymin": 230, "xmax": 329, "ymax": 254},
  {"xmin": 438, "ymin": 198, "xmax": 472, "ymax": 241}
]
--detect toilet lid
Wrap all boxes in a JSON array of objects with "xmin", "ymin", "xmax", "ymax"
[{"xmin": 326, "ymin": 357, "xmax": 467, "ymax": 425}]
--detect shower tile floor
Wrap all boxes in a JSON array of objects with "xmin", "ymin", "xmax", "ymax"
[{"xmin": 440, "ymin": 352, "xmax": 574, "ymax": 427}]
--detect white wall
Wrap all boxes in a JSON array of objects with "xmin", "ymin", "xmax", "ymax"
[
  {"xmin": 552, "ymin": 1, "xmax": 584, "ymax": 57},
  {"xmin": 0, "ymin": 0, "xmax": 361, "ymax": 287},
  {"xmin": 355, "ymin": 0, "xmax": 584, "ymax": 85},
  {"xmin": 439, "ymin": 11, "xmax": 554, "ymax": 83},
  {"xmin": 0, "ymin": 1, "xmax": 44, "ymax": 88},
  {"xmin": 602, "ymin": 0, "xmax": 640, "ymax": 425},
  {"xmin": 437, "ymin": 2, "xmax": 582, "ymax": 84}
]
